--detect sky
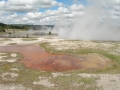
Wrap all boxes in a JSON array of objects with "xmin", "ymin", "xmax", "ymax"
[{"xmin": 0, "ymin": 0, "xmax": 119, "ymax": 25}]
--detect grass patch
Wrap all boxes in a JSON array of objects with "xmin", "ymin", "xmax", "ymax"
[
  {"xmin": 8, "ymin": 43, "xmax": 17, "ymax": 45},
  {"xmin": 0, "ymin": 32, "xmax": 8, "ymax": 35},
  {"xmin": 0, "ymin": 53, "xmax": 23, "ymax": 73},
  {"xmin": 50, "ymin": 75, "xmax": 98, "ymax": 90},
  {"xmin": 0, "ymin": 52, "xmax": 100, "ymax": 90},
  {"xmin": 40, "ymin": 42, "xmax": 120, "ymax": 74},
  {"xmin": 22, "ymin": 38, "xmax": 38, "ymax": 41},
  {"xmin": 0, "ymin": 38, "xmax": 11, "ymax": 41},
  {"xmin": 0, "ymin": 40, "xmax": 119, "ymax": 89},
  {"xmin": 1, "ymin": 53, "xmax": 23, "ymax": 61}
]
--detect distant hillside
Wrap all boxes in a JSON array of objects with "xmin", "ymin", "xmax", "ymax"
[
  {"xmin": 0, "ymin": 22, "xmax": 6, "ymax": 32},
  {"xmin": 11, "ymin": 24, "xmax": 54, "ymax": 30},
  {"xmin": 0, "ymin": 23, "xmax": 54, "ymax": 33},
  {"xmin": 0, "ymin": 22, "xmax": 29, "ymax": 32}
]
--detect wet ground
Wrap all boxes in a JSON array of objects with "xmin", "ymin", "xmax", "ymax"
[{"xmin": 0, "ymin": 44, "xmax": 110, "ymax": 72}]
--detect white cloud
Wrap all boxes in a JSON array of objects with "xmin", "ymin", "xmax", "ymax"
[
  {"xmin": 0, "ymin": 0, "xmax": 119, "ymax": 25},
  {"xmin": 0, "ymin": 3, "xmax": 85, "ymax": 25},
  {"xmin": 0, "ymin": 0, "xmax": 84, "ymax": 24},
  {"xmin": 69, "ymin": 4, "xmax": 84, "ymax": 11},
  {"xmin": 0, "ymin": 0, "xmax": 63, "ymax": 12}
]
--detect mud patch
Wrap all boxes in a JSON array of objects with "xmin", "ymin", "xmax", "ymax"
[{"xmin": 0, "ymin": 45, "xmax": 111, "ymax": 72}]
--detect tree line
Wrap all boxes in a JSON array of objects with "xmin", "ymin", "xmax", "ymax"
[{"xmin": 0, "ymin": 22, "xmax": 29, "ymax": 32}]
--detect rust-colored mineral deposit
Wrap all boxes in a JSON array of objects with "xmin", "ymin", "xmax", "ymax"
[{"xmin": 0, "ymin": 45, "xmax": 110, "ymax": 72}]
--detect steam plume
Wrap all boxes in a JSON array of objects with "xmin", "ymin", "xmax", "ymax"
[{"xmin": 54, "ymin": 0, "xmax": 120, "ymax": 41}]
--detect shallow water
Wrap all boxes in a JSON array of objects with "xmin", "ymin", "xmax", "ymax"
[{"xmin": 0, "ymin": 45, "xmax": 109, "ymax": 72}]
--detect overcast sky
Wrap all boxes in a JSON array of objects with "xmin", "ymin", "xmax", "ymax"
[{"xmin": 0, "ymin": 0, "xmax": 120, "ymax": 25}]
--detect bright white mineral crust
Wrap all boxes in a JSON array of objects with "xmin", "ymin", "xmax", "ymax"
[
  {"xmin": 33, "ymin": 77, "xmax": 55, "ymax": 87},
  {"xmin": 11, "ymin": 53, "xmax": 17, "ymax": 57}
]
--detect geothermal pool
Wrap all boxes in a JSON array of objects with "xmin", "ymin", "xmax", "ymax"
[{"xmin": 0, "ymin": 44, "xmax": 110, "ymax": 72}]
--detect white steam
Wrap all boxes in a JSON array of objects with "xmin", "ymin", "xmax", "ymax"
[{"xmin": 54, "ymin": 0, "xmax": 120, "ymax": 41}]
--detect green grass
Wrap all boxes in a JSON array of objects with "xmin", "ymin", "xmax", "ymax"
[
  {"xmin": 0, "ymin": 40, "xmax": 120, "ymax": 89},
  {"xmin": 0, "ymin": 53, "xmax": 23, "ymax": 73},
  {"xmin": 8, "ymin": 43, "xmax": 17, "ymax": 45},
  {"xmin": 0, "ymin": 38, "xmax": 11, "ymax": 41},
  {"xmin": 0, "ymin": 53, "xmax": 51, "ymax": 89},
  {"xmin": 50, "ymin": 75, "xmax": 98, "ymax": 90},
  {"xmin": 0, "ymin": 32, "xmax": 8, "ymax": 35},
  {"xmin": 0, "ymin": 52, "xmax": 100, "ymax": 90},
  {"xmin": 1, "ymin": 53, "xmax": 23, "ymax": 61},
  {"xmin": 40, "ymin": 42, "xmax": 120, "ymax": 74},
  {"xmin": 22, "ymin": 38, "xmax": 38, "ymax": 41}
]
